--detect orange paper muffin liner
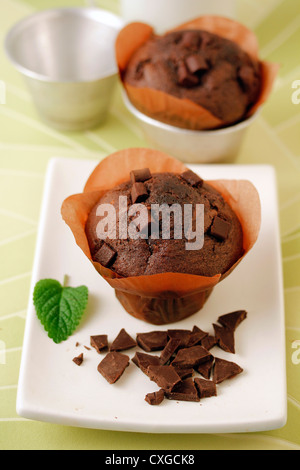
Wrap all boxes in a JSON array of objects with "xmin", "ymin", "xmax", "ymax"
[
  {"xmin": 116, "ymin": 16, "xmax": 279, "ymax": 130},
  {"xmin": 61, "ymin": 148, "xmax": 261, "ymax": 324}
]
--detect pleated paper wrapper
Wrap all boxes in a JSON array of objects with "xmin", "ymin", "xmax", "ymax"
[
  {"xmin": 116, "ymin": 16, "xmax": 279, "ymax": 130},
  {"xmin": 61, "ymin": 149, "xmax": 261, "ymax": 325}
]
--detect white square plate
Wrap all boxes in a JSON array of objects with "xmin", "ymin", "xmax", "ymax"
[{"xmin": 17, "ymin": 158, "xmax": 287, "ymax": 433}]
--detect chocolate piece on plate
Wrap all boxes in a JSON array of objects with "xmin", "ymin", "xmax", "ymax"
[
  {"xmin": 180, "ymin": 170, "xmax": 203, "ymax": 188},
  {"xmin": 167, "ymin": 329, "xmax": 192, "ymax": 349},
  {"xmin": 194, "ymin": 378, "xmax": 217, "ymax": 398},
  {"xmin": 131, "ymin": 182, "xmax": 148, "ymax": 204},
  {"xmin": 210, "ymin": 216, "xmax": 231, "ymax": 241},
  {"xmin": 218, "ymin": 310, "xmax": 247, "ymax": 331},
  {"xmin": 145, "ymin": 389, "xmax": 165, "ymax": 406},
  {"xmin": 73, "ymin": 353, "xmax": 84, "ymax": 366},
  {"xmin": 196, "ymin": 356, "xmax": 214, "ymax": 380},
  {"xmin": 201, "ymin": 335, "xmax": 217, "ymax": 351},
  {"xmin": 147, "ymin": 365, "xmax": 182, "ymax": 392},
  {"xmin": 171, "ymin": 345, "xmax": 212, "ymax": 369},
  {"xmin": 97, "ymin": 351, "xmax": 129, "ymax": 384},
  {"xmin": 94, "ymin": 243, "xmax": 116, "ymax": 268},
  {"xmin": 132, "ymin": 351, "xmax": 161, "ymax": 375},
  {"xmin": 90, "ymin": 335, "xmax": 108, "ymax": 354},
  {"xmin": 187, "ymin": 326, "xmax": 208, "ymax": 347},
  {"xmin": 136, "ymin": 331, "xmax": 168, "ymax": 352},
  {"xmin": 110, "ymin": 328, "xmax": 136, "ymax": 352},
  {"xmin": 160, "ymin": 338, "xmax": 181, "ymax": 365},
  {"xmin": 213, "ymin": 357, "xmax": 243, "ymax": 384},
  {"xmin": 174, "ymin": 367, "xmax": 194, "ymax": 380},
  {"xmin": 165, "ymin": 378, "xmax": 200, "ymax": 402},
  {"xmin": 130, "ymin": 168, "xmax": 152, "ymax": 184},
  {"xmin": 213, "ymin": 323, "xmax": 235, "ymax": 354}
]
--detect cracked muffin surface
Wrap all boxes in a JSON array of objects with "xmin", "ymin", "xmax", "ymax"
[
  {"xmin": 124, "ymin": 29, "xmax": 261, "ymax": 126},
  {"xmin": 85, "ymin": 171, "xmax": 244, "ymax": 278}
]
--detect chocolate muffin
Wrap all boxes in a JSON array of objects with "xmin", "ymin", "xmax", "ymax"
[
  {"xmin": 85, "ymin": 169, "xmax": 244, "ymax": 278},
  {"xmin": 124, "ymin": 29, "xmax": 261, "ymax": 127}
]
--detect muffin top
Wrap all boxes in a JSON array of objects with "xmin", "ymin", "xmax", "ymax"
[
  {"xmin": 85, "ymin": 169, "xmax": 244, "ymax": 278},
  {"xmin": 124, "ymin": 29, "xmax": 261, "ymax": 126}
]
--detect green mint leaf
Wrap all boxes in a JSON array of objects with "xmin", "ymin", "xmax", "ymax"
[{"xmin": 33, "ymin": 279, "xmax": 88, "ymax": 344}]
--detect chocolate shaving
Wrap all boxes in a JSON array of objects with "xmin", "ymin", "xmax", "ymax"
[
  {"xmin": 185, "ymin": 54, "xmax": 208, "ymax": 74},
  {"xmin": 194, "ymin": 378, "xmax": 217, "ymax": 398},
  {"xmin": 218, "ymin": 310, "xmax": 247, "ymax": 331},
  {"xmin": 136, "ymin": 331, "xmax": 168, "ymax": 352},
  {"xmin": 97, "ymin": 351, "xmax": 130, "ymax": 384},
  {"xmin": 132, "ymin": 351, "xmax": 161, "ymax": 375},
  {"xmin": 160, "ymin": 338, "xmax": 181, "ymax": 365},
  {"xmin": 147, "ymin": 365, "xmax": 182, "ymax": 392},
  {"xmin": 73, "ymin": 353, "xmax": 84, "ymax": 366},
  {"xmin": 213, "ymin": 357, "xmax": 243, "ymax": 384},
  {"xmin": 165, "ymin": 378, "xmax": 200, "ymax": 402},
  {"xmin": 172, "ymin": 345, "xmax": 212, "ymax": 369},
  {"xmin": 90, "ymin": 335, "xmax": 108, "ymax": 354},
  {"xmin": 213, "ymin": 323, "xmax": 235, "ymax": 354},
  {"xmin": 145, "ymin": 389, "xmax": 165, "ymax": 406},
  {"xmin": 110, "ymin": 328, "xmax": 136, "ymax": 352}
]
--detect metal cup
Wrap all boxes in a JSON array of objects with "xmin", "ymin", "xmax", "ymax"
[{"xmin": 5, "ymin": 8, "xmax": 124, "ymax": 131}]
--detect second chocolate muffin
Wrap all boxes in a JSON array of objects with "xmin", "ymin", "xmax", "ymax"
[
  {"xmin": 124, "ymin": 29, "xmax": 261, "ymax": 127},
  {"xmin": 85, "ymin": 169, "xmax": 244, "ymax": 278}
]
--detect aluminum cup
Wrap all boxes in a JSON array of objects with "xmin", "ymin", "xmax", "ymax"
[
  {"xmin": 5, "ymin": 8, "xmax": 124, "ymax": 131},
  {"xmin": 123, "ymin": 91, "xmax": 259, "ymax": 164}
]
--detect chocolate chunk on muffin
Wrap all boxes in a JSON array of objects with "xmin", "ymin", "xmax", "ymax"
[
  {"xmin": 124, "ymin": 29, "xmax": 261, "ymax": 126},
  {"xmin": 85, "ymin": 169, "xmax": 244, "ymax": 278}
]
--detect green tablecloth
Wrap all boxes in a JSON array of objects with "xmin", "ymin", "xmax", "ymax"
[{"xmin": 0, "ymin": 0, "xmax": 300, "ymax": 450}]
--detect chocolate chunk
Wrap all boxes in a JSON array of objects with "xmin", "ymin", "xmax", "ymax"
[
  {"xmin": 97, "ymin": 352, "xmax": 129, "ymax": 384},
  {"xmin": 194, "ymin": 378, "xmax": 217, "ymax": 398},
  {"xmin": 90, "ymin": 335, "xmax": 108, "ymax": 353},
  {"xmin": 110, "ymin": 328, "xmax": 136, "ymax": 352},
  {"xmin": 213, "ymin": 323, "xmax": 235, "ymax": 354},
  {"xmin": 180, "ymin": 170, "xmax": 203, "ymax": 188},
  {"xmin": 177, "ymin": 61, "xmax": 199, "ymax": 87},
  {"xmin": 210, "ymin": 217, "xmax": 230, "ymax": 241},
  {"xmin": 132, "ymin": 351, "xmax": 161, "ymax": 375},
  {"xmin": 94, "ymin": 243, "xmax": 116, "ymax": 267},
  {"xmin": 174, "ymin": 367, "xmax": 194, "ymax": 380},
  {"xmin": 213, "ymin": 357, "xmax": 243, "ymax": 384},
  {"xmin": 160, "ymin": 338, "xmax": 181, "ymax": 365},
  {"xmin": 165, "ymin": 378, "xmax": 200, "ymax": 402},
  {"xmin": 145, "ymin": 389, "xmax": 165, "ymax": 406},
  {"xmin": 167, "ymin": 329, "xmax": 192, "ymax": 349},
  {"xmin": 172, "ymin": 345, "xmax": 212, "ymax": 369},
  {"xmin": 187, "ymin": 326, "xmax": 208, "ymax": 347},
  {"xmin": 73, "ymin": 353, "xmax": 84, "ymax": 366},
  {"xmin": 147, "ymin": 365, "xmax": 182, "ymax": 392},
  {"xmin": 130, "ymin": 168, "xmax": 152, "ymax": 184},
  {"xmin": 201, "ymin": 335, "xmax": 217, "ymax": 351},
  {"xmin": 218, "ymin": 310, "xmax": 247, "ymax": 331},
  {"xmin": 185, "ymin": 54, "xmax": 208, "ymax": 74},
  {"xmin": 196, "ymin": 356, "xmax": 214, "ymax": 380},
  {"xmin": 136, "ymin": 331, "xmax": 168, "ymax": 352},
  {"xmin": 131, "ymin": 182, "xmax": 148, "ymax": 204}
]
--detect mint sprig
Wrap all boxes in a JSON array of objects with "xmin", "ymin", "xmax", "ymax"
[{"xmin": 33, "ymin": 278, "xmax": 88, "ymax": 344}]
